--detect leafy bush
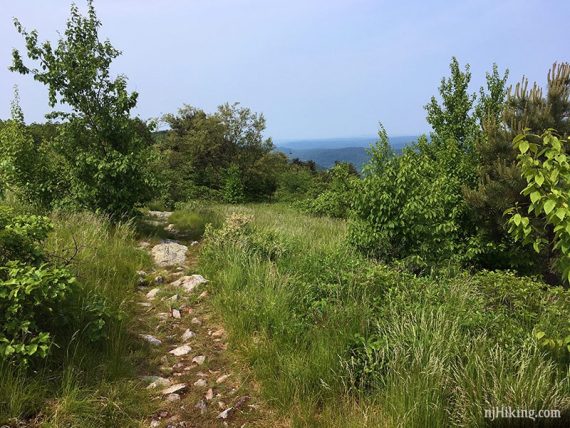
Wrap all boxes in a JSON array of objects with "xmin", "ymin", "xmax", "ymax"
[
  {"xmin": 350, "ymin": 132, "xmax": 466, "ymax": 266},
  {"xmin": 299, "ymin": 162, "xmax": 358, "ymax": 218},
  {"xmin": 507, "ymin": 130, "xmax": 570, "ymax": 283},
  {"xmin": 0, "ymin": 206, "xmax": 76, "ymax": 364}
]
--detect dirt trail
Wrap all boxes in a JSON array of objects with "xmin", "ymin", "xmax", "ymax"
[{"xmin": 134, "ymin": 211, "xmax": 283, "ymax": 428}]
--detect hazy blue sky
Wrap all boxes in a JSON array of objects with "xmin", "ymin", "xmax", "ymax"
[{"xmin": 0, "ymin": 0, "xmax": 567, "ymax": 139}]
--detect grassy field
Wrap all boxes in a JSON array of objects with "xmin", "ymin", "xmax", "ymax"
[
  {"xmin": 0, "ymin": 211, "xmax": 154, "ymax": 427},
  {"xmin": 196, "ymin": 203, "xmax": 570, "ymax": 427}
]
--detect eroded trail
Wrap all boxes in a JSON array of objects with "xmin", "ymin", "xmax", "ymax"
[{"xmin": 134, "ymin": 211, "xmax": 277, "ymax": 428}]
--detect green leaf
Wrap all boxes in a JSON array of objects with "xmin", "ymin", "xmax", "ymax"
[
  {"xmin": 530, "ymin": 191, "xmax": 541, "ymax": 204},
  {"xmin": 544, "ymin": 199, "xmax": 556, "ymax": 215},
  {"xmin": 519, "ymin": 140, "xmax": 530, "ymax": 154}
]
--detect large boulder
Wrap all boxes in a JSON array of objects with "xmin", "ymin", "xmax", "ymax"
[{"xmin": 151, "ymin": 241, "xmax": 188, "ymax": 266}]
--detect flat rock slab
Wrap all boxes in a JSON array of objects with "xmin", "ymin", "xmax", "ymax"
[
  {"xmin": 161, "ymin": 383, "xmax": 187, "ymax": 395},
  {"xmin": 151, "ymin": 242, "xmax": 188, "ymax": 267},
  {"xmin": 171, "ymin": 275, "xmax": 208, "ymax": 292},
  {"xmin": 148, "ymin": 211, "xmax": 173, "ymax": 220},
  {"xmin": 169, "ymin": 344, "xmax": 192, "ymax": 356}
]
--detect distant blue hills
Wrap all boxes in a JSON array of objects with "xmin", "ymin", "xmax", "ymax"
[{"xmin": 276, "ymin": 135, "xmax": 418, "ymax": 170}]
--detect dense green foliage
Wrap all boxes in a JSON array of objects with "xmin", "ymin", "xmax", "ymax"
[
  {"xmin": 0, "ymin": 207, "xmax": 75, "ymax": 364},
  {"xmin": 508, "ymin": 131, "xmax": 570, "ymax": 285},
  {"xmin": 8, "ymin": 0, "xmax": 159, "ymax": 217}
]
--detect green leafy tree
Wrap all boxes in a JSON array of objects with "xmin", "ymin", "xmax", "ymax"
[
  {"xmin": 425, "ymin": 57, "xmax": 479, "ymax": 152},
  {"xmin": 10, "ymin": 0, "xmax": 159, "ymax": 216},
  {"xmin": 0, "ymin": 89, "xmax": 67, "ymax": 209},
  {"xmin": 465, "ymin": 63, "xmax": 570, "ymax": 273},
  {"xmin": 223, "ymin": 164, "xmax": 246, "ymax": 204},
  {"xmin": 507, "ymin": 131, "xmax": 570, "ymax": 283}
]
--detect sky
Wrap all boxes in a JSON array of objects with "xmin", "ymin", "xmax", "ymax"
[{"xmin": 0, "ymin": 0, "xmax": 568, "ymax": 140}]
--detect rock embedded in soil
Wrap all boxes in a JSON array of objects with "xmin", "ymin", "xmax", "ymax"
[
  {"xmin": 211, "ymin": 328, "xmax": 225, "ymax": 338},
  {"xmin": 151, "ymin": 242, "xmax": 188, "ymax": 267},
  {"xmin": 205, "ymin": 388, "xmax": 214, "ymax": 400},
  {"xmin": 169, "ymin": 344, "xmax": 192, "ymax": 356},
  {"xmin": 172, "ymin": 309, "xmax": 181, "ymax": 319},
  {"xmin": 165, "ymin": 393, "xmax": 181, "ymax": 402},
  {"xmin": 216, "ymin": 374, "xmax": 230, "ymax": 384},
  {"xmin": 161, "ymin": 383, "xmax": 187, "ymax": 395},
  {"xmin": 146, "ymin": 288, "xmax": 160, "ymax": 299},
  {"xmin": 217, "ymin": 407, "xmax": 234, "ymax": 420},
  {"xmin": 191, "ymin": 317, "xmax": 202, "ymax": 326},
  {"xmin": 193, "ymin": 379, "xmax": 207, "ymax": 387},
  {"xmin": 195, "ymin": 399, "xmax": 207, "ymax": 415},
  {"xmin": 146, "ymin": 377, "xmax": 172, "ymax": 389},
  {"xmin": 139, "ymin": 334, "xmax": 162, "ymax": 346},
  {"xmin": 181, "ymin": 329, "xmax": 195, "ymax": 341},
  {"xmin": 192, "ymin": 355, "xmax": 206, "ymax": 365},
  {"xmin": 170, "ymin": 275, "xmax": 208, "ymax": 292},
  {"xmin": 148, "ymin": 211, "xmax": 173, "ymax": 220}
]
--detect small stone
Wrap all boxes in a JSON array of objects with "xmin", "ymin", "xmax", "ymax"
[
  {"xmin": 181, "ymin": 329, "xmax": 195, "ymax": 341},
  {"xmin": 161, "ymin": 383, "xmax": 187, "ymax": 395},
  {"xmin": 139, "ymin": 334, "xmax": 162, "ymax": 346},
  {"xmin": 165, "ymin": 393, "xmax": 180, "ymax": 402},
  {"xmin": 176, "ymin": 266, "xmax": 184, "ymax": 272},
  {"xmin": 196, "ymin": 371, "xmax": 208, "ymax": 377},
  {"xmin": 137, "ymin": 302, "xmax": 152, "ymax": 307},
  {"xmin": 170, "ymin": 275, "xmax": 208, "ymax": 292},
  {"xmin": 195, "ymin": 399, "xmax": 207, "ymax": 415},
  {"xmin": 205, "ymin": 388, "xmax": 214, "ymax": 400},
  {"xmin": 198, "ymin": 291, "xmax": 208, "ymax": 299},
  {"xmin": 137, "ymin": 270, "xmax": 147, "ymax": 277},
  {"xmin": 191, "ymin": 317, "xmax": 202, "ymax": 326},
  {"xmin": 168, "ymin": 294, "xmax": 178, "ymax": 302},
  {"xmin": 217, "ymin": 407, "xmax": 234, "ymax": 419},
  {"xmin": 169, "ymin": 344, "xmax": 191, "ymax": 356},
  {"xmin": 233, "ymin": 395, "xmax": 250, "ymax": 410},
  {"xmin": 146, "ymin": 377, "xmax": 171, "ymax": 389},
  {"xmin": 190, "ymin": 241, "xmax": 199, "ymax": 246},
  {"xmin": 146, "ymin": 288, "xmax": 160, "ymax": 299},
  {"xmin": 156, "ymin": 312, "xmax": 169, "ymax": 320},
  {"xmin": 192, "ymin": 355, "xmax": 206, "ymax": 365},
  {"xmin": 171, "ymin": 309, "xmax": 181, "ymax": 319},
  {"xmin": 212, "ymin": 328, "xmax": 225, "ymax": 338},
  {"xmin": 150, "ymin": 419, "xmax": 160, "ymax": 428},
  {"xmin": 216, "ymin": 374, "xmax": 230, "ymax": 384},
  {"xmin": 154, "ymin": 275, "xmax": 164, "ymax": 285},
  {"xmin": 193, "ymin": 379, "xmax": 207, "ymax": 387}
]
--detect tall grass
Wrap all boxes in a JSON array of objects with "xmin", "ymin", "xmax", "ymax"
[
  {"xmin": 0, "ymin": 211, "xmax": 153, "ymax": 426},
  {"xmin": 198, "ymin": 203, "xmax": 570, "ymax": 427}
]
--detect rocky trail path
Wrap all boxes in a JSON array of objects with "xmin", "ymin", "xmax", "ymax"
[{"xmin": 134, "ymin": 211, "xmax": 280, "ymax": 428}]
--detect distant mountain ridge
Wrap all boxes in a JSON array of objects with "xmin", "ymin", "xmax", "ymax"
[{"xmin": 276, "ymin": 135, "xmax": 418, "ymax": 170}]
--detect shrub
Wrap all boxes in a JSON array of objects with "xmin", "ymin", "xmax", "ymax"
[{"xmin": 0, "ymin": 206, "xmax": 76, "ymax": 365}]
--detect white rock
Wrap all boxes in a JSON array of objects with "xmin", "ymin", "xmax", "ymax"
[
  {"xmin": 150, "ymin": 419, "xmax": 160, "ymax": 428},
  {"xmin": 172, "ymin": 309, "xmax": 181, "ymax": 319},
  {"xmin": 191, "ymin": 317, "xmax": 202, "ymax": 326},
  {"xmin": 217, "ymin": 407, "xmax": 234, "ymax": 419},
  {"xmin": 192, "ymin": 355, "xmax": 206, "ymax": 365},
  {"xmin": 181, "ymin": 329, "xmax": 195, "ymax": 341},
  {"xmin": 151, "ymin": 242, "xmax": 188, "ymax": 267},
  {"xmin": 169, "ymin": 344, "xmax": 191, "ymax": 356},
  {"xmin": 195, "ymin": 399, "xmax": 207, "ymax": 414},
  {"xmin": 146, "ymin": 288, "xmax": 160, "ymax": 299},
  {"xmin": 148, "ymin": 210, "xmax": 173, "ymax": 220},
  {"xmin": 170, "ymin": 275, "xmax": 208, "ymax": 292},
  {"xmin": 216, "ymin": 374, "xmax": 230, "ymax": 384},
  {"xmin": 194, "ymin": 379, "xmax": 207, "ymax": 387},
  {"xmin": 212, "ymin": 328, "xmax": 225, "ymax": 338},
  {"xmin": 161, "ymin": 383, "xmax": 187, "ymax": 395},
  {"xmin": 165, "ymin": 393, "xmax": 180, "ymax": 402},
  {"xmin": 139, "ymin": 334, "xmax": 162, "ymax": 346},
  {"xmin": 146, "ymin": 377, "xmax": 171, "ymax": 389},
  {"xmin": 205, "ymin": 388, "xmax": 214, "ymax": 400}
]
